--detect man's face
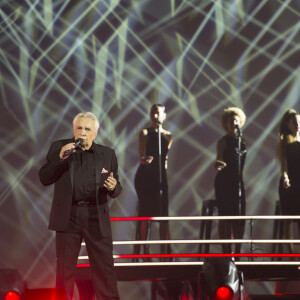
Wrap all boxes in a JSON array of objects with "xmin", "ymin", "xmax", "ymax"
[{"xmin": 73, "ymin": 117, "xmax": 97, "ymax": 149}]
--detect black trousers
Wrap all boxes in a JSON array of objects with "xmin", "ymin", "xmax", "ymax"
[{"xmin": 56, "ymin": 205, "xmax": 119, "ymax": 300}]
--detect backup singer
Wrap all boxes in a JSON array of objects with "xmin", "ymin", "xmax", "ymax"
[
  {"xmin": 277, "ymin": 109, "xmax": 300, "ymax": 253},
  {"xmin": 134, "ymin": 104, "xmax": 173, "ymax": 257},
  {"xmin": 39, "ymin": 112, "xmax": 121, "ymax": 300},
  {"xmin": 214, "ymin": 107, "xmax": 247, "ymax": 254}
]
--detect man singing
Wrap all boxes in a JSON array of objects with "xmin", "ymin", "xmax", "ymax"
[{"xmin": 39, "ymin": 112, "xmax": 121, "ymax": 299}]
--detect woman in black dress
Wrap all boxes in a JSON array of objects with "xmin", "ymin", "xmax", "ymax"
[
  {"xmin": 134, "ymin": 104, "xmax": 173, "ymax": 256},
  {"xmin": 277, "ymin": 109, "xmax": 300, "ymax": 253},
  {"xmin": 214, "ymin": 107, "xmax": 247, "ymax": 254}
]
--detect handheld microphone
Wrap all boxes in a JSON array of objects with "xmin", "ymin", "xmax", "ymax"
[{"xmin": 62, "ymin": 138, "xmax": 83, "ymax": 159}]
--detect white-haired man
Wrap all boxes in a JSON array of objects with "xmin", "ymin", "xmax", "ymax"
[{"xmin": 39, "ymin": 112, "xmax": 121, "ymax": 299}]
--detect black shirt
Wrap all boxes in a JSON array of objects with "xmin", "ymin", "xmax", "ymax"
[{"xmin": 72, "ymin": 143, "xmax": 96, "ymax": 203}]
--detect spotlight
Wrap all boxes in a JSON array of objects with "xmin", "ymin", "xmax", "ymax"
[
  {"xmin": 199, "ymin": 258, "xmax": 245, "ymax": 300},
  {"xmin": 4, "ymin": 292, "xmax": 21, "ymax": 300},
  {"xmin": 0, "ymin": 269, "xmax": 24, "ymax": 300},
  {"xmin": 215, "ymin": 286, "xmax": 233, "ymax": 299}
]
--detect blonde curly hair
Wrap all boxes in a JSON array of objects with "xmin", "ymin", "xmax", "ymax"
[{"xmin": 221, "ymin": 107, "xmax": 246, "ymax": 131}]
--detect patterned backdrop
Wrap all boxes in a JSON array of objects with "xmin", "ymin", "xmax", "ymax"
[{"xmin": 1, "ymin": 0, "xmax": 300, "ymax": 298}]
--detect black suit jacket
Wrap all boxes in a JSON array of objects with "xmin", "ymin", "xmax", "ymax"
[{"xmin": 39, "ymin": 138, "xmax": 122, "ymax": 237}]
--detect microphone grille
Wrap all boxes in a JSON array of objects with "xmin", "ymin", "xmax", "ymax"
[{"xmin": 75, "ymin": 138, "xmax": 83, "ymax": 144}]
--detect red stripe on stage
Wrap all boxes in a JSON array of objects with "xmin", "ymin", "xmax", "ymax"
[
  {"xmin": 110, "ymin": 217, "xmax": 154, "ymax": 221},
  {"xmin": 77, "ymin": 264, "xmax": 90, "ymax": 268},
  {"xmin": 113, "ymin": 253, "xmax": 300, "ymax": 259},
  {"xmin": 77, "ymin": 253, "xmax": 300, "ymax": 267}
]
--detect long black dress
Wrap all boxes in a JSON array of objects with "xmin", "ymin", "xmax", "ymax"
[
  {"xmin": 134, "ymin": 128, "xmax": 169, "ymax": 217},
  {"xmin": 214, "ymin": 135, "xmax": 247, "ymax": 216},
  {"xmin": 279, "ymin": 141, "xmax": 300, "ymax": 215}
]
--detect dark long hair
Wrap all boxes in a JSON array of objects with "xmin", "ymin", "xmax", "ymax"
[
  {"xmin": 279, "ymin": 109, "xmax": 298, "ymax": 137},
  {"xmin": 277, "ymin": 109, "xmax": 299, "ymax": 161}
]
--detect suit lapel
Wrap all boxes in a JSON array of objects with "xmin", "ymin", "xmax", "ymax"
[
  {"xmin": 94, "ymin": 145, "xmax": 104, "ymax": 201},
  {"xmin": 69, "ymin": 154, "xmax": 75, "ymax": 189},
  {"xmin": 65, "ymin": 138, "xmax": 76, "ymax": 188}
]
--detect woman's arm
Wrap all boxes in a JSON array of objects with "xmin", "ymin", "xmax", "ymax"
[
  {"xmin": 215, "ymin": 138, "xmax": 227, "ymax": 171},
  {"xmin": 277, "ymin": 141, "xmax": 290, "ymax": 188},
  {"xmin": 138, "ymin": 129, "xmax": 153, "ymax": 165}
]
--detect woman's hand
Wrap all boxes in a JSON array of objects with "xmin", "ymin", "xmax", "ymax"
[
  {"xmin": 283, "ymin": 175, "xmax": 291, "ymax": 189},
  {"xmin": 215, "ymin": 160, "xmax": 227, "ymax": 171},
  {"xmin": 140, "ymin": 155, "xmax": 154, "ymax": 165}
]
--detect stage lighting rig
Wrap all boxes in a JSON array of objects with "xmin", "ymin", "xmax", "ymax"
[
  {"xmin": 0, "ymin": 269, "xmax": 24, "ymax": 300},
  {"xmin": 199, "ymin": 258, "xmax": 245, "ymax": 300}
]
